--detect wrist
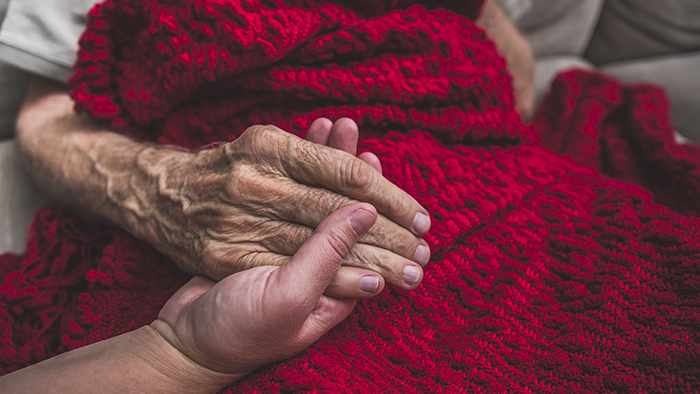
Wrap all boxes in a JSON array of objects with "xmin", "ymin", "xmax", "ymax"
[
  {"xmin": 0, "ymin": 326, "xmax": 238, "ymax": 393},
  {"xmin": 133, "ymin": 325, "xmax": 241, "ymax": 393}
]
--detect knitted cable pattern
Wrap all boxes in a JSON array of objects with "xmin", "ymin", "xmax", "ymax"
[{"xmin": 1, "ymin": 0, "xmax": 699, "ymax": 392}]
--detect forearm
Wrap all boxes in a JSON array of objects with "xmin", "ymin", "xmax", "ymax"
[
  {"xmin": 476, "ymin": 0, "xmax": 526, "ymax": 54},
  {"xmin": 16, "ymin": 77, "xmax": 431, "ymax": 287},
  {"xmin": 0, "ymin": 326, "xmax": 235, "ymax": 394},
  {"xmin": 16, "ymin": 77, "xmax": 194, "ymax": 256},
  {"xmin": 476, "ymin": 0, "xmax": 535, "ymax": 118}
]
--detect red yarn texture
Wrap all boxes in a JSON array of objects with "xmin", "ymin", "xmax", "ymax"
[{"xmin": 2, "ymin": 0, "xmax": 700, "ymax": 392}]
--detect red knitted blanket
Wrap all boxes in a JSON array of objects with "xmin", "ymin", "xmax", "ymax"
[{"xmin": 2, "ymin": 0, "xmax": 700, "ymax": 392}]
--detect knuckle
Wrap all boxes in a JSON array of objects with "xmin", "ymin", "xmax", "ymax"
[
  {"xmin": 238, "ymin": 250, "xmax": 288, "ymax": 271},
  {"xmin": 323, "ymin": 229, "xmax": 353, "ymax": 261},
  {"xmin": 255, "ymin": 124, "xmax": 286, "ymax": 141},
  {"xmin": 384, "ymin": 195, "xmax": 412, "ymax": 220},
  {"xmin": 369, "ymin": 219, "xmax": 417, "ymax": 257},
  {"xmin": 343, "ymin": 245, "xmax": 375, "ymax": 270},
  {"xmin": 343, "ymin": 246, "xmax": 406, "ymax": 285},
  {"xmin": 262, "ymin": 222, "xmax": 310, "ymax": 254},
  {"xmin": 243, "ymin": 125, "xmax": 268, "ymax": 148},
  {"xmin": 289, "ymin": 138, "xmax": 326, "ymax": 170},
  {"xmin": 295, "ymin": 188, "xmax": 349, "ymax": 218},
  {"xmin": 340, "ymin": 158, "xmax": 374, "ymax": 192},
  {"xmin": 234, "ymin": 167, "xmax": 271, "ymax": 196},
  {"xmin": 239, "ymin": 124, "xmax": 286, "ymax": 157},
  {"xmin": 344, "ymin": 244, "xmax": 410, "ymax": 284},
  {"xmin": 241, "ymin": 124, "xmax": 268, "ymax": 140}
]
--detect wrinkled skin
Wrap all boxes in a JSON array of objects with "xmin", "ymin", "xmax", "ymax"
[
  {"xmin": 17, "ymin": 78, "xmax": 430, "ymax": 299},
  {"xmin": 138, "ymin": 118, "xmax": 431, "ymax": 297},
  {"xmin": 0, "ymin": 204, "xmax": 383, "ymax": 393}
]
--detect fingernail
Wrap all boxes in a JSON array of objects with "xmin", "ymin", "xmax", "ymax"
[
  {"xmin": 413, "ymin": 213, "xmax": 431, "ymax": 234},
  {"xmin": 350, "ymin": 209, "xmax": 375, "ymax": 236},
  {"xmin": 414, "ymin": 245, "xmax": 431, "ymax": 266},
  {"xmin": 403, "ymin": 266, "xmax": 422, "ymax": 286},
  {"xmin": 359, "ymin": 276, "xmax": 379, "ymax": 293}
]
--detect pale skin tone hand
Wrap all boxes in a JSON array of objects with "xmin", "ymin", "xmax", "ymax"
[
  {"xmin": 16, "ymin": 77, "xmax": 431, "ymax": 298},
  {"xmin": 0, "ymin": 203, "xmax": 380, "ymax": 393},
  {"xmin": 153, "ymin": 203, "xmax": 378, "ymax": 378}
]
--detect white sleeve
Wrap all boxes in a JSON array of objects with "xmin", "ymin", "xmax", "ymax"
[{"xmin": 0, "ymin": 0, "xmax": 98, "ymax": 83}]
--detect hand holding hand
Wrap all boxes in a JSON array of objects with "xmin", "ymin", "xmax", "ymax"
[
  {"xmin": 0, "ymin": 204, "xmax": 381, "ymax": 394},
  {"xmin": 136, "ymin": 120, "xmax": 431, "ymax": 297},
  {"xmin": 16, "ymin": 78, "xmax": 430, "ymax": 297},
  {"xmin": 152, "ymin": 203, "xmax": 378, "ymax": 382}
]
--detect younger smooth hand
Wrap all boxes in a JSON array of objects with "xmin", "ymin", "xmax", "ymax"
[{"xmin": 151, "ymin": 203, "xmax": 379, "ymax": 380}]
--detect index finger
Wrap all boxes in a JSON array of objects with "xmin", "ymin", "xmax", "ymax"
[{"xmin": 282, "ymin": 135, "xmax": 431, "ymax": 236}]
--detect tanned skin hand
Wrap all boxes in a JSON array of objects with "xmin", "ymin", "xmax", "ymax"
[
  {"xmin": 476, "ymin": 0, "xmax": 535, "ymax": 121},
  {"xmin": 16, "ymin": 77, "xmax": 431, "ymax": 298}
]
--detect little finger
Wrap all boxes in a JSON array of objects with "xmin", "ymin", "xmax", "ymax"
[{"xmin": 343, "ymin": 243, "xmax": 425, "ymax": 290}]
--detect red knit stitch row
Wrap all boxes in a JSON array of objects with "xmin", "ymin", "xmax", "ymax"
[
  {"xmin": 532, "ymin": 70, "xmax": 700, "ymax": 217},
  {"xmin": 70, "ymin": 0, "xmax": 520, "ymax": 148}
]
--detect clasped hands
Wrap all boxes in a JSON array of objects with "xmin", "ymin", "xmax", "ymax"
[
  {"xmin": 139, "ymin": 117, "xmax": 431, "ymax": 298},
  {"xmin": 146, "ymin": 118, "xmax": 431, "ymax": 387},
  {"xmin": 3, "ymin": 89, "xmax": 434, "ymax": 392}
]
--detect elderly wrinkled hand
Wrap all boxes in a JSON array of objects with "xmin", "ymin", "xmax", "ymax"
[
  {"xmin": 137, "ymin": 118, "xmax": 431, "ymax": 297},
  {"xmin": 0, "ymin": 204, "xmax": 381, "ymax": 393}
]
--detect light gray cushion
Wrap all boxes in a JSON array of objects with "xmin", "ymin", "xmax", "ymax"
[
  {"xmin": 0, "ymin": 0, "xmax": 28, "ymax": 140},
  {"xmin": 585, "ymin": 0, "xmax": 700, "ymax": 65},
  {"xmin": 509, "ymin": 0, "xmax": 604, "ymax": 57},
  {"xmin": 0, "ymin": 62, "xmax": 28, "ymax": 140},
  {"xmin": 496, "ymin": 0, "xmax": 534, "ymax": 23},
  {"xmin": 601, "ymin": 51, "xmax": 700, "ymax": 143},
  {"xmin": 0, "ymin": 139, "xmax": 52, "ymax": 254},
  {"xmin": 0, "ymin": 0, "xmax": 95, "ymax": 82}
]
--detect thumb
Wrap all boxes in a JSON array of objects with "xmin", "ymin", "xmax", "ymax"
[{"xmin": 276, "ymin": 203, "xmax": 377, "ymax": 313}]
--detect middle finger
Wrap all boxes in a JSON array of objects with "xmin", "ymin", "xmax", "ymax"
[{"xmin": 260, "ymin": 181, "xmax": 430, "ymax": 265}]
